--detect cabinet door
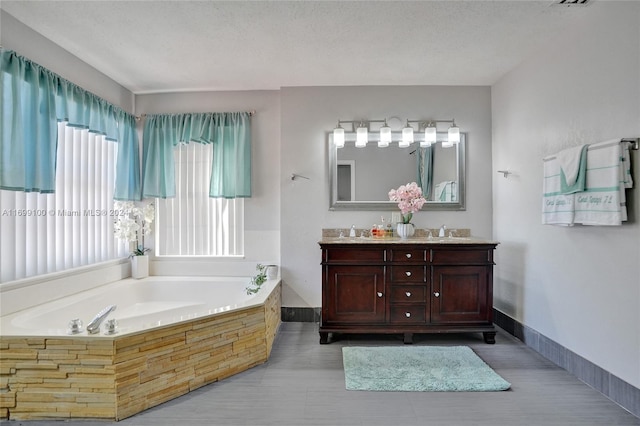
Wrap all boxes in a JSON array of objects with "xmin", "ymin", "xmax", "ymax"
[
  {"xmin": 323, "ymin": 265, "xmax": 386, "ymax": 324},
  {"xmin": 431, "ymin": 265, "xmax": 490, "ymax": 324}
]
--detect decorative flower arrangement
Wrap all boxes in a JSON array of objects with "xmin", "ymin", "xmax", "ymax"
[
  {"xmin": 113, "ymin": 200, "xmax": 155, "ymax": 256},
  {"xmin": 388, "ymin": 182, "xmax": 427, "ymax": 224}
]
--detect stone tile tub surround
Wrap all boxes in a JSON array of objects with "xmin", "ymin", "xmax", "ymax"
[{"xmin": 0, "ymin": 278, "xmax": 281, "ymax": 421}]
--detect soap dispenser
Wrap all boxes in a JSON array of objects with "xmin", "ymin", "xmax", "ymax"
[
  {"xmin": 349, "ymin": 224, "xmax": 356, "ymax": 237},
  {"xmin": 439, "ymin": 225, "xmax": 446, "ymax": 237}
]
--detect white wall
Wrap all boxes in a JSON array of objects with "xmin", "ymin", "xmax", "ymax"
[
  {"xmin": 135, "ymin": 91, "xmax": 281, "ymax": 277},
  {"xmin": 492, "ymin": 2, "xmax": 640, "ymax": 388},
  {"xmin": 280, "ymin": 86, "xmax": 493, "ymax": 307},
  {"xmin": 1, "ymin": 10, "xmax": 134, "ymax": 113}
]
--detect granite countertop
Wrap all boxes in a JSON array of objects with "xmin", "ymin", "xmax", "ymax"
[
  {"xmin": 319, "ymin": 227, "xmax": 498, "ymax": 245},
  {"xmin": 318, "ymin": 236, "xmax": 499, "ymax": 245}
]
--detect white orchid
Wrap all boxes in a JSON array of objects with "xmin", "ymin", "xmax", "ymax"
[{"xmin": 113, "ymin": 200, "xmax": 155, "ymax": 255}]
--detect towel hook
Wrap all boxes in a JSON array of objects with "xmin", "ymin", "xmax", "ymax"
[{"xmin": 291, "ymin": 173, "xmax": 310, "ymax": 181}]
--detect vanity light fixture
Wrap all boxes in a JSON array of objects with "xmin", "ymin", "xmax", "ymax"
[{"xmin": 331, "ymin": 117, "xmax": 461, "ymax": 148}]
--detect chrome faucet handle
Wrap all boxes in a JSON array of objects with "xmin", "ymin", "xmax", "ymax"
[
  {"xmin": 67, "ymin": 318, "xmax": 83, "ymax": 335},
  {"xmin": 103, "ymin": 318, "xmax": 118, "ymax": 335}
]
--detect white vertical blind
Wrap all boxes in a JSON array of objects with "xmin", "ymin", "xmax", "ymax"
[
  {"xmin": 0, "ymin": 123, "xmax": 128, "ymax": 283},
  {"xmin": 156, "ymin": 142, "xmax": 243, "ymax": 256}
]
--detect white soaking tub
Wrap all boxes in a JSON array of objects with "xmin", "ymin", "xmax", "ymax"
[{"xmin": 0, "ymin": 276, "xmax": 282, "ymax": 421}]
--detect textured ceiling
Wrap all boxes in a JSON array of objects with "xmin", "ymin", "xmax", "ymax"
[{"xmin": 1, "ymin": 1, "xmax": 592, "ymax": 93}]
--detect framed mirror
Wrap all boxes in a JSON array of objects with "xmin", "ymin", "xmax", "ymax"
[{"xmin": 329, "ymin": 132, "xmax": 466, "ymax": 210}]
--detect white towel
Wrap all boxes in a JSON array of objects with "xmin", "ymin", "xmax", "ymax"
[
  {"xmin": 542, "ymin": 155, "xmax": 575, "ymax": 225},
  {"xmin": 556, "ymin": 144, "xmax": 587, "ymax": 187},
  {"xmin": 574, "ymin": 139, "xmax": 625, "ymax": 226},
  {"xmin": 434, "ymin": 181, "xmax": 457, "ymax": 202}
]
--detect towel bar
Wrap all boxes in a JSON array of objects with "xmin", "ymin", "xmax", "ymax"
[{"xmin": 621, "ymin": 138, "xmax": 639, "ymax": 150}]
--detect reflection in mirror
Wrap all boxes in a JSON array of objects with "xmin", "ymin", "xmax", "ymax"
[{"xmin": 329, "ymin": 132, "xmax": 465, "ymax": 211}]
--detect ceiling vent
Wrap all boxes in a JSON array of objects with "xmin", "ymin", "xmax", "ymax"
[{"xmin": 551, "ymin": 0, "xmax": 591, "ymax": 6}]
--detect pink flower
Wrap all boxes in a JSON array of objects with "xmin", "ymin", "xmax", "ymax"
[{"xmin": 388, "ymin": 182, "xmax": 427, "ymax": 217}]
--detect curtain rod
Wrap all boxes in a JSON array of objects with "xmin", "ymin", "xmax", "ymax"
[{"xmin": 134, "ymin": 110, "xmax": 255, "ymax": 121}]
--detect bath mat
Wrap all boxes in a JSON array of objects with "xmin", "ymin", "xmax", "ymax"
[{"xmin": 342, "ymin": 346, "xmax": 511, "ymax": 392}]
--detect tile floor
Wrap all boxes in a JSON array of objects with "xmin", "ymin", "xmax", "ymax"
[{"xmin": 2, "ymin": 322, "xmax": 639, "ymax": 426}]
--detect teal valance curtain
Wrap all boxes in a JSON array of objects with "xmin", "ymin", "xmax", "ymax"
[
  {"xmin": 417, "ymin": 146, "xmax": 434, "ymax": 200},
  {"xmin": 0, "ymin": 49, "xmax": 141, "ymax": 200},
  {"xmin": 142, "ymin": 112, "xmax": 251, "ymax": 199}
]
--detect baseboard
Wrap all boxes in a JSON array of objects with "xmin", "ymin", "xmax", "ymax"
[
  {"xmin": 281, "ymin": 307, "xmax": 320, "ymax": 323},
  {"xmin": 493, "ymin": 308, "xmax": 640, "ymax": 418}
]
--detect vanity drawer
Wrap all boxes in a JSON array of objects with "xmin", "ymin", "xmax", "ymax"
[
  {"xmin": 390, "ymin": 286, "xmax": 427, "ymax": 303},
  {"xmin": 390, "ymin": 306, "xmax": 426, "ymax": 324},
  {"xmin": 391, "ymin": 265, "xmax": 426, "ymax": 282},
  {"xmin": 324, "ymin": 248, "xmax": 385, "ymax": 263},
  {"xmin": 430, "ymin": 249, "xmax": 492, "ymax": 265},
  {"xmin": 390, "ymin": 248, "xmax": 426, "ymax": 262}
]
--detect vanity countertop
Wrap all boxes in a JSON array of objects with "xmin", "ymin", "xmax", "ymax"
[{"xmin": 318, "ymin": 236, "xmax": 499, "ymax": 245}]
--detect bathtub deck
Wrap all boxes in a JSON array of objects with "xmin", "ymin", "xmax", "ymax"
[{"xmin": 0, "ymin": 282, "xmax": 281, "ymax": 421}]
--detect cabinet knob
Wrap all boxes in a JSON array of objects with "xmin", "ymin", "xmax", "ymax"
[
  {"xmin": 405, "ymin": 291, "xmax": 412, "ymax": 297},
  {"xmin": 434, "ymin": 292, "xmax": 440, "ymax": 297},
  {"xmin": 377, "ymin": 292, "xmax": 383, "ymax": 298},
  {"xmin": 405, "ymin": 271, "xmax": 412, "ymax": 277},
  {"xmin": 405, "ymin": 312, "xmax": 411, "ymax": 318},
  {"xmin": 405, "ymin": 253, "xmax": 412, "ymax": 259}
]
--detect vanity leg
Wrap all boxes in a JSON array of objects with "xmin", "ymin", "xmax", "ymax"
[
  {"xmin": 403, "ymin": 333, "xmax": 414, "ymax": 344},
  {"xmin": 483, "ymin": 331, "xmax": 496, "ymax": 344},
  {"xmin": 319, "ymin": 332, "xmax": 329, "ymax": 344}
]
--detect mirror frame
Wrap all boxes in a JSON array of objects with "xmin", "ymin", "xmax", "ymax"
[{"xmin": 328, "ymin": 132, "xmax": 466, "ymax": 211}]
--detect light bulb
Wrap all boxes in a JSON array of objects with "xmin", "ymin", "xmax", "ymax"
[
  {"xmin": 356, "ymin": 124, "xmax": 368, "ymax": 148},
  {"xmin": 448, "ymin": 120, "xmax": 460, "ymax": 145},
  {"xmin": 333, "ymin": 125, "xmax": 345, "ymax": 148},
  {"xmin": 400, "ymin": 121, "xmax": 413, "ymax": 148},
  {"xmin": 422, "ymin": 123, "xmax": 436, "ymax": 147},
  {"xmin": 379, "ymin": 121, "xmax": 391, "ymax": 148}
]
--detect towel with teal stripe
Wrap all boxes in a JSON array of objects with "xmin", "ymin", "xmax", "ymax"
[{"xmin": 543, "ymin": 139, "xmax": 633, "ymax": 226}]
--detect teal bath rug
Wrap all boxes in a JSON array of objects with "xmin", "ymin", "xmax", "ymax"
[{"xmin": 342, "ymin": 346, "xmax": 511, "ymax": 392}]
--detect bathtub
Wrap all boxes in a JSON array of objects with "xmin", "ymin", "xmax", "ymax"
[
  {"xmin": 2, "ymin": 276, "xmax": 277, "ymax": 337},
  {"xmin": 0, "ymin": 276, "xmax": 282, "ymax": 421}
]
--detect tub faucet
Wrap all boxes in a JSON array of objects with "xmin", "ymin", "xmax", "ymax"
[{"xmin": 86, "ymin": 304, "xmax": 117, "ymax": 334}]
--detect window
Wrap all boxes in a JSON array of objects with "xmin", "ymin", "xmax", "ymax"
[
  {"xmin": 0, "ymin": 123, "xmax": 127, "ymax": 283},
  {"xmin": 155, "ymin": 142, "xmax": 244, "ymax": 256}
]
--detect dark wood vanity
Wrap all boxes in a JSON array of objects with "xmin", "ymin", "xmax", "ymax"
[{"xmin": 319, "ymin": 238, "xmax": 498, "ymax": 344}]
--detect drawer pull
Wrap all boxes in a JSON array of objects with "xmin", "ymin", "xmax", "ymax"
[
  {"xmin": 434, "ymin": 292, "xmax": 440, "ymax": 297},
  {"xmin": 377, "ymin": 292, "xmax": 383, "ymax": 298},
  {"xmin": 405, "ymin": 271, "xmax": 412, "ymax": 277},
  {"xmin": 405, "ymin": 291, "xmax": 412, "ymax": 297},
  {"xmin": 405, "ymin": 312, "xmax": 411, "ymax": 318},
  {"xmin": 405, "ymin": 253, "xmax": 412, "ymax": 259}
]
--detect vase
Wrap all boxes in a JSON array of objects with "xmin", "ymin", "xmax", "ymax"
[
  {"xmin": 131, "ymin": 255, "xmax": 149, "ymax": 279},
  {"xmin": 396, "ymin": 223, "xmax": 415, "ymax": 239}
]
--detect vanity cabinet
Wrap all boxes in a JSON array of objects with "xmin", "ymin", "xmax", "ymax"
[{"xmin": 319, "ymin": 241, "xmax": 497, "ymax": 344}]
